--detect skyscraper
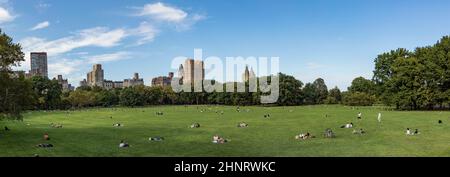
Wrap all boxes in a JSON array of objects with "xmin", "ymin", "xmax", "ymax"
[
  {"xmin": 87, "ymin": 64, "xmax": 104, "ymax": 87},
  {"xmin": 242, "ymin": 65, "xmax": 256, "ymax": 82},
  {"xmin": 30, "ymin": 52, "xmax": 48, "ymax": 78},
  {"xmin": 180, "ymin": 59, "xmax": 204, "ymax": 85}
]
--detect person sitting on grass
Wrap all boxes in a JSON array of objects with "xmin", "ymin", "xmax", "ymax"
[
  {"xmin": 4, "ymin": 126, "xmax": 10, "ymax": 131},
  {"xmin": 190, "ymin": 123, "xmax": 200, "ymax": 128},
  {"xmin": 43, "ymin": 133, "xmax": 50, "ymax": 140},
  {"xmin": 149, "ymin": 136, "xmax": 165, "ymax": 141},
  {"xmin": 406, "ymin": 128, "xmax": 412, "ymax": 135},
  {"xmin": 414, "ymin": 129, "xmax": 420, "ymax": 135},
  {"xmin": 352, "ymin": 128, "xmax": 366, "ymax": 135},
  {"xmin": 119, "ymin": 140, "xmax": 130, "ymax": 148},
  {"xmin": 438, "ymin": 120, "xmax": 443, "ymax": 124},
  {"xmin": 341, "ymin": 123, "xmax": 353, "ymax": 129},
  {"xmin": 36, "ymin": 144, "xmax": 53, "ymax": 148},
  {"xmin": 212, "ymin": 135, "xmax": 228, "ymax": 144},
  {"xmin": 237, "ymin": 122, "xmax": 248, "ymax": 128},
  {"xmin": 324, "ymin": 128, "xmax": 335, "ymax": 138}
]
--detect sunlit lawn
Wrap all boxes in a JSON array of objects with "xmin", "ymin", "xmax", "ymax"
[{"xmin": 1, "ymin": 105, "xmax": 449, "ymax": 157}]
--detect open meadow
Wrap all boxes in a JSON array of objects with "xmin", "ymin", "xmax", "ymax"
[{"xmin": 0, "ymin": 105, "xmax": 449, "ymax": 157}]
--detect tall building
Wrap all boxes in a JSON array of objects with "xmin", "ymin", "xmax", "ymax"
[
  {"xmin": 179, "ymin": 59, "xmax": 204, "ymax": 84},
  {"xmin": 242, "ymin": 66, "xmax": 256, "ymax": 82},
  {"xmin": 123, "ymin": 73, "xmax": 144, "ymax": 87},
  {"xmin": 29, "ymin": 52, "xmax": 48, "ymax": 78},
  {"xmin": 81, "ymin": 64, "xmax": 142, "ymax": 90},
  {"xmin": 152, "ymin": 72, "xmax": 174, "ymax": 87},
  {"xmin": 79, "ymin": 79, "xmax": 88, "ymax": 87},
  {"xmin": 54, "ymin": 75, "xmax": 74, "ymax": 91},
  {"xmin": 86, "ymin": 64, "xmax": 104, "ymax": 87}
]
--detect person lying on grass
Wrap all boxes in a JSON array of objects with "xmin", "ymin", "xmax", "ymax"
[
  {"xmin": 212, "ymin": 135, "xmax": 229, "ymax": 144},
  {"xmin": 119, "ymin": 140, "xmax": 130, "ymax": 148},
  {"xmin": 149, "ymin": 136, "xmax": 165, "ymax": 141},
  {"xmin": 414, "ymin": 129, "xmax": 420, "ymax": 135},
  {"xmin": 36, "ymin": 144, "xmax": 53, "ymax": 148},
  {"xmin": 190, "ymin": 123, "xmax": 200, "ymax": 128},
  {"xmin": 340, "ymin": 123, "xmax": 353, "ymax": 129},
  {"xmin": 406, "ymin": 128, "xmax": 420, "ymax": 135},
  {"xmin": 295, "ymin": 132, "xmax": 315, "ymax": 140},
  {"xmin": 50, "ymin": 123, "xmax": 63, "ymax": 128},
  {"xmin": 237, "ymin": 122, "xmax": 248, "ymax": 128},
  {"xmin": 352, "ymin": 128, "xmax": 366, "ymax": 135},
  {"xmin": 113, "ymin": 123, "xmax": 123, "ymax": 127}
]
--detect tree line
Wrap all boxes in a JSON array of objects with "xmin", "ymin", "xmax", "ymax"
[{"xmin": 1, "ymin": 30, "xmax": 449, "ymax": 119}]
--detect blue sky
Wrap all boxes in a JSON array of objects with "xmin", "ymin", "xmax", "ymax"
[{"xmin": 1, "ymin": 0, "xmax": 450, "ymax": 90}]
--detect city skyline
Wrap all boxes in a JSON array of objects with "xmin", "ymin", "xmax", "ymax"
[{"xmin": 2, "ymin": 0, "xmax": 450, "ymax": 89}]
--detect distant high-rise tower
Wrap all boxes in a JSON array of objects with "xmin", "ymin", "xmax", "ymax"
[
  {"xmin": 87, "ymin": 64, "xmax": 104, "ymax": 87},
  {"xmin": 30, "ymin": 52, "xmax": 48, "ymax": 78},
  {"xmin": 181, "ymin": 59, "xmax": 204, "ymax": 84},
  {"xmin": 242, "ymin": 65, "xmax": 256, "ymax": 82}
]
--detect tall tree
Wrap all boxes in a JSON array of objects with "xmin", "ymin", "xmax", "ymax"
[
  {"xmin": 313, "ymin": 78, "xmax": 328, "ymax": 104},
  {"xmin": 0, "ymin": 29, "xmax": 33, "ymax": 119},
  {"xmin": 326, "ymin": 86, "xmax": 342, "ymax": 104},
  {"xmin": 348, "ymin": 77, "xmax": 376, "ymax": 95}
]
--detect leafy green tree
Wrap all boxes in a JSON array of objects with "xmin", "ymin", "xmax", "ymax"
[
  {"xmin": 313, "ymin": 78, "xmax": 328, "ymax": 104},
  {"xmin": 373, "ymin": 48, "xmax": 411, "ymax": 105},
  {"xmin": 67, "ymin": 90, "xmax": 96, "ymax": 108},
  {"xmin": 325, "ymin": 86, "xmax": 342, "ymax": 104},
  {"xmin": 96, "ymin": 89, "xmax": 119, "ymax": 107},
  {"xmin": 348, "ymin": 77, "xmax": 376, "ymax": 95},
  {"xmin": 120, "ymin": 87, "xmax": 145, "ymax": 107},
  {"xmin": 30, "ymin": 76, "xmax": 63, "ymax": 110},
  {"xmin": 277, "ymin": 73, "xmax": 303, "ymax": 106},
  {"xmin": 0, "ymin": 29, "xmax": 24, "ymax": 72},
  {"xmin": 302, "ymin": 83, "xmax": 317, "ymax": 104},
  {"xmin": 342, "ymin": 91, "xmax": 376, "ymax": 106},
  {"xmin": 0, "ymin": 29, "xmax": 33, "ymax": 119}
]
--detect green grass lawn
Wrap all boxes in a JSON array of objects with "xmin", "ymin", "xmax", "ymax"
[{"xmin": 0, "ymin": 105, "xmax": 449, "ymax": 157}]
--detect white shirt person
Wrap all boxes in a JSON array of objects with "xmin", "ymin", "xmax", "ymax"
[{"xmin": 377, "ymin": 113, "xmax": 382, "ymax": 123}]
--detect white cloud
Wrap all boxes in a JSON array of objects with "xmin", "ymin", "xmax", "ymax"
[
  {"xmin": 135, "ymin": 2, "xmax": 205, "ymax": 31},
  {"xmin": 18, "ymin": 27, "xmax": 127, "ymax": 71},
  {"xmin": 85, "ymin": 52, "xmax": 131, "ymax": 64},
  {"xmin": 20, "ymin": 27, "xmax": 127, "ymax": 57},
  {"xmin": 48, "ymin": 59, "xmax": 83, "ymax": 76},
  {"xmin": 129, "ymin": 21, "xmax": 158, "ymax": 45},
  {"xmin": 0, "ymin": 6, "xmax": 14, "ymax": 23},
  {"xmin": 138, "ymin": 2, "xmax": 187, "ymax": 23},
  {"xmin": 30, "ymin": 21, "xmax": 50, "ymax": 31}
]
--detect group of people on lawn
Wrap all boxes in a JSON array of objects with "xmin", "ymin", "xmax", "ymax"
[{"xmin": 26, "ymin": 109, "xmax": 442, "ymax": 151}]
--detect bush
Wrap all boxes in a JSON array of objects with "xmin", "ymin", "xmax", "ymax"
[{"xmin": 342, "ymin": 91, "xmax": 376, "ymax": 106}]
